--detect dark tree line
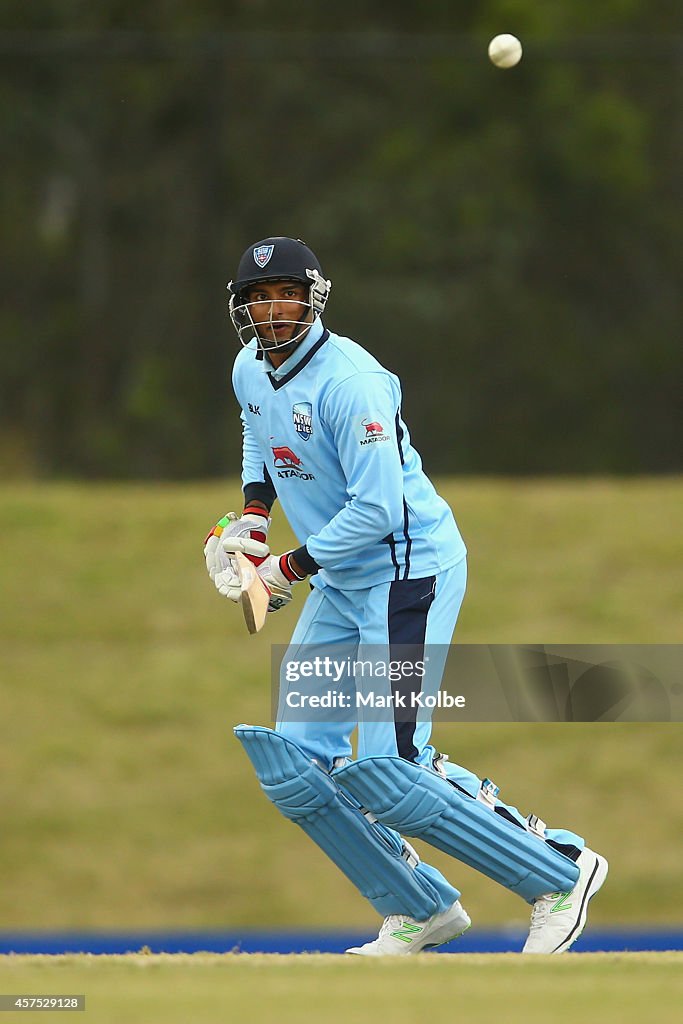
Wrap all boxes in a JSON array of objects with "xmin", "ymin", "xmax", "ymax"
[{"xmin": 1, "ymin": 2, "xmax": 681, "ymax": 476}]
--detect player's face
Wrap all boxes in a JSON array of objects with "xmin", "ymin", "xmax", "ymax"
[{"xmin": 245, "ymin": 280, "xmax": 311, "ymax": 348}]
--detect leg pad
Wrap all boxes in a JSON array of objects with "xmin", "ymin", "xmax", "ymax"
[
  {"xmin": 234, "ymin": 726, "xmax": 458, "ymax": 918},
  {"xmin": 335, "ymin": 756, "xmax": 579, "ymax": 902}
]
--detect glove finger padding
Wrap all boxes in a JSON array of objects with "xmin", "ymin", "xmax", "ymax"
[
  {"xmin": 204, "ymin": 511, "xmax": 240, "ymax": 580},
  {"xmin": 221, "ymin": 535, "xmax": 270, "ymax": 563},
  {"xmin": 220, "ymin": 512, "xmax": 270, "ymax": 543},
  {"xmin": 204, "ymin": 533, "xmax": 233, "ymax": 579},
  {"xmin": 204, "ymin": 511, "xmax": 270, "ymax": 570},
  {"xmin": 204, "ymin": 511, "xmax": 238, "ymax": 547},
  {"xmin": 213, "ymin": 557, "xmax": 242, "ymax": 601},
  {"xmin": 205, "ymin": 511, "xmax": 272, "ymax": 597}
]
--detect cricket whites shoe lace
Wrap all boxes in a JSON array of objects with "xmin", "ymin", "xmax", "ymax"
[
  {"xmin": 522, "ymin": 847, "xmax": 609, "ymax": 954},
  {"xmin": 346, "ymin": 900, "xmax": 471, "ymax": 956}
]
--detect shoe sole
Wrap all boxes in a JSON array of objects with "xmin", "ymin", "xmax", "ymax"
[
  {"xmin": 551, "ymin": 852, "xmax": 609, "ymax": 954},
  {"xmin": 421, "ymin": 921, "xmax": 471, "ymax": 951}
]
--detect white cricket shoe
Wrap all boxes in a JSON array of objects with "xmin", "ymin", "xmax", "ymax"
[
  {"xmin": 346, "ymin": 900, "xmax": 471, "ymax": 956},
  {"xmin": 522, "ymin": 847, "xmax": 609, "ymax": 954}
]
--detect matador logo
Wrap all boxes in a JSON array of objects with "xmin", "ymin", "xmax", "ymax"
[
  {"xmin": 363, "ymin": 420, "xmax": 384, "ymax": 436},
  {"xmin": 359, "ymin": 417, "xmax": 391, "ymax": 447},
  {"xmin": 271, "ymin": 443, "xmax": 315, "ymax": 480}
]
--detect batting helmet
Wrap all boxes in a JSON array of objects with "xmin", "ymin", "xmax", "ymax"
[{"xmin": 228, "ymin": 236, "xmax": 331, "ymax": 349}]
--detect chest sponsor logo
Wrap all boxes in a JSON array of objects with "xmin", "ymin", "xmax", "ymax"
[
  {"xmin": 359, "ymin": 417, "xmax": 391, "ymax": 446},
  {"xmin": 292, "ymin": 402, "xmax": 313, "ymax": 441},
  {"xmin": 253, "ymin": 244, "xmax": 274, "ymax": 268},
  {"xmin": 271, "ymin": 444, "xmax": 315, "ymax": 480}
]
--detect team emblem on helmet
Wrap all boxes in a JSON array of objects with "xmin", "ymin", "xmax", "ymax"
[
  {"xmin": 292, "ymin": 402, "xmax": 313, "ymax": 441},
  {"xmin": 253, "ymin": 244, "xmax": 275, "ymax": 268}
]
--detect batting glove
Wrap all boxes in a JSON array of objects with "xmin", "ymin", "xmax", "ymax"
[
  {"xmin": 204, "ymin": 508, "xmax": 271, "ymax": 583},
  {"xmin": 212, "ymin": 559, "xmax": 242, "ymax": 602},
  {"xmin": 257, "ymin": 552, "xmax": 307, "ymax": 612},
  {"xmin": 211, "ymin": 533, "xmax": 272, "ymax": 602}
]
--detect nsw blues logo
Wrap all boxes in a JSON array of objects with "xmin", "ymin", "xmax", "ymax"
[
  {"xmin": 253, "ymin": 244, "xmax": 274, "ymax": 268},
  {"xmin": 292, "ymin": 402, "xmax": 313, "ymax": 441}
]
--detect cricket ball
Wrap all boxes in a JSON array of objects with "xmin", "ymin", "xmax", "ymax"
[{"xmin": 488, "ymin": 34, "xmax": 523, "ymax": 69}]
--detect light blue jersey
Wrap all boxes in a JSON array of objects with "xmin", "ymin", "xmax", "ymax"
[
  {"xmin": 228, "ymin": 240, "xmax": 588, "ymax": 932},
  {"xmin": 232, "ymin": 317, "xmax": 466, "ymax": 590}
]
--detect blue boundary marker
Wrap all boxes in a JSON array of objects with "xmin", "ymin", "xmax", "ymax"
[{"xmin": 1, "ymin": 929, "xmax": 681, "ymax": 955}]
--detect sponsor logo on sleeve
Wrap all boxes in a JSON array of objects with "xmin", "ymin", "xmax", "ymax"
[{"xmin": 358, "ymin": 417, "xmax": 392, "ymax": 446}]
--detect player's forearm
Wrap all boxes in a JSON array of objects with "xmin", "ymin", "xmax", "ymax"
[
  {"xmin": 243, "ymin": 478, "xmax": 277, "ymax": 513},
  {"xmin": 288, "ymin": 545, "xmax": 320, "ymax": 579},
  {"xmin": 242, "ymin": 498, "xmax": 270, "ymax": 516},
  {"xmin": 303, "ymin": 496, "xmax": 403, "ymax": 571}
]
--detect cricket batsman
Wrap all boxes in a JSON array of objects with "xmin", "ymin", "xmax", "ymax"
[{"xmin": 204, "ymin": 236, "xmax": 608, "ymax": 954}]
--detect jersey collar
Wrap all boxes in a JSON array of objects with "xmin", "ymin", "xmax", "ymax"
[{"xmin": 259, "ymin": 318, "xmax": 328, "ymax": 388}]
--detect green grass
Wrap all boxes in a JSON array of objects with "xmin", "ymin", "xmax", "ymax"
[
  {"xmin": 0, "ymin": 479, "xmax": 681, "ymax": 930},
  {"xmin": 0, "ymin": 953, "xmax": 682, "ymax": 1024}
]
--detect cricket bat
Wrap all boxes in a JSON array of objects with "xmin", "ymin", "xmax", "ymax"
[{"xmin": 233, "ymin": 550, "xmax": 270, "ymax": 634}]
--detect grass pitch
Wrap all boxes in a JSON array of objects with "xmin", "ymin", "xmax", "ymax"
[
  {"xmin": 0, "ymin": 953, "xmax": 682, "ymax": 1024},
  {"xmin": 0, "ymin": 479, "xmax": 681, "ymax": 931}
]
